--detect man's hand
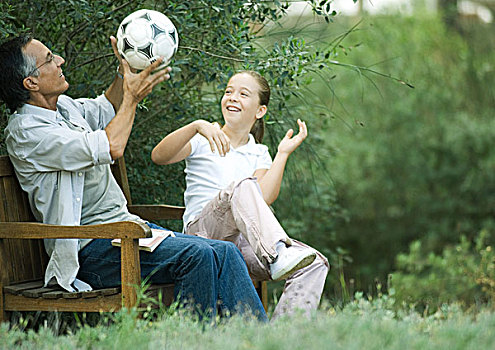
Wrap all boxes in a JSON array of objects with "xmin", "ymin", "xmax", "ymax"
[
  {"xmin": 277, "ymin": 119, "xmax": 308, "ymax": 155},
  {"xmin": 109, "ymin": 36, "xmax": 171, "ymax": 104}
]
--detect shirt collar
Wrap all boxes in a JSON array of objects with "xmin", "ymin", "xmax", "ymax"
[
  {"xmin": 17, "ymin": 103, "xmax": 59, "ymax": 121},
  {"xmin": 233, "ymin": 134, "xmax": 264, "ymax": 155}
]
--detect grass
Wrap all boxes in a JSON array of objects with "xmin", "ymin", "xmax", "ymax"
[{"xmin": 1, "ymin": 295, "xmax": 494, "ymax": 349}]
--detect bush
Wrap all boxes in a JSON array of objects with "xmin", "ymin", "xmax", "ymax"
[{"xmin": 390, "ymin": 230, "xmax": 495, "ymax": 312}]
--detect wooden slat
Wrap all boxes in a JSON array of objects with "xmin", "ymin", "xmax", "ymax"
[
  {"xmin": 4, "ymin": 293, "xmax": 123, "ymax": 313},
  {"xmin": 15, "ymin": 179, "xmax": 34, "ymax": 222},
  {"xmin": 0, "ymin": 156, "xmax": 14, "ymax": 177},
  {"xmin": 7, "ymin": 240, "xmax": 30, "ymax": 282},
  {"xmin": 22, "ymin": 286, "xmax": 62, "ymax": 298},
  {"xmin": 80, "ymin": 290, "xmax": 105, "ymax": 299},
  {"xmin": 3, "ymin": 175, "xmax": 20, "ymax": 221},
  {"xmin": 41, "ymin": 290, "xmax": 64, "ymax": 299},
  {"xmin": 0, "ymin": 178, "xmax": 8, "ymax": 222},
  {"xmin": 27, "ymin": 240, "xmax": 40, "ymax": 278},
  {"xmin": 100, "ymin": 287, "xmax": 121, "ymax": 296},
  {"xmin": 42, "ymin": 287, "xmax": 120, "ymax": 299},
  {"xmin": 128, "ymin": 204, "xmax": 185, "ymax": 221},
  {"xmin": 0, "ymin": 221, "xmax": 152, "ymax": 239},
  {"xmin": 62, "ymin": 291, "xmax": 82, "ymax": 299},
  {"xmin": 4, "ymin": 280, "xmax": 44, "ymax": 295}
]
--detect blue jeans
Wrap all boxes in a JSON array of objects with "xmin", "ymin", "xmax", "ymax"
[{"xmin": 77, "ymin": 222, "xmax": 267, "ymax": 321}]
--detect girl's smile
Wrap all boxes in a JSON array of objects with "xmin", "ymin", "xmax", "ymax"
[{"xmin": 221, "ymin": 73, "xmax": 266, "ymax": 131}]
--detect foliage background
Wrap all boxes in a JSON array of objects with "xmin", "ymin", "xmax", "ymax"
[
  {"xmin": 1, "ymin": 0, "xmax": 494, "ymax": 310},
  {"xmin": 272, "ymin": 8, "xmax": 495, "ymax": 303}
]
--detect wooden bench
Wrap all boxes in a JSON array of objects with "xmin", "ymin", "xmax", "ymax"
[{"xmin": 0, "ymin": 155, "xmax": 267, "ymax": 323}]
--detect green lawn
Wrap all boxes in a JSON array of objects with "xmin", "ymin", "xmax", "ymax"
[{"xmin": 2, "ymin": 297, "xmax": 494, "ymax": 349}]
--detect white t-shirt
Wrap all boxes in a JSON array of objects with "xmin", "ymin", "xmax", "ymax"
[{"xmin": 183, "ymin": 133, "xmax": 272, "ymax": 227}]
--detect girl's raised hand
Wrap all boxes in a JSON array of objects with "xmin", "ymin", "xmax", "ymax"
[
  {"xmin": 194, "ymin": 120, "xmax": 231, "ymax": 156},
  {"xmin": 277, "ymin": 119, "xmax": 308, "ymax": 155}
]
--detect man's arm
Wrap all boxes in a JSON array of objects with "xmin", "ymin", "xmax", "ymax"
[
  {"xmin": 104, "ymin": 36, "xmax": 171, "ymax": 160},
  {"xmin": 104, "ymin": 65, "xmax": 124, "ymax": 112}
]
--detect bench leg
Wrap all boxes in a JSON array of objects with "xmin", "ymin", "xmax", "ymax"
[
  {"xmin": 0, "ymin": 310, "xmax": 9, "ymax": 324},
  {"xmin": 260, "ymin": 281, "xmax": 268, "ymax": 311},
  {"xmin": 0, "ymin": 289, "xmax": 8, "ymax": 324},
  {"xmin": 121, "ymin": 238, "xmax": 141, "ymax": 310},
  {"xmin": 253, "ymin": 281, "xmax": 268, "ymax": 312}
]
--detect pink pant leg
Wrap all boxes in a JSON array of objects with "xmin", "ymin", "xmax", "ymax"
[
  {"xmin": 240, "ymin": 237, "xmax": 329, "ymax": 319},
  {"xmin": 271, "ymin": 240, "xmax": 329, "ymax": 320},
  {"xmin": 185, "ymin": 178, "xmax": 291, "ymax": 264}
]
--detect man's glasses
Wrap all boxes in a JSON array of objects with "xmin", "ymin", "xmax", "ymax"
[{"xmin": 26, "ymin": 53, "xmax": 56, "ymax": 77}]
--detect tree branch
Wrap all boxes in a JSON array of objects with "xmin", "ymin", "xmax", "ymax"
[{"xmin": 181, "ymin": 46, "xmax": 245, "ymax": 62}]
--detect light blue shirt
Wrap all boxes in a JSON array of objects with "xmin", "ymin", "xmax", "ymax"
[{"xmin": 4, "ymin": 94, "xmax": 139, "ymax": 292}]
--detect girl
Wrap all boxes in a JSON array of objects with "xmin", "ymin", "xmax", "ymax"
[{"xmin": 152, "ymin": 71, "xmax": 329, "ymax": 318}]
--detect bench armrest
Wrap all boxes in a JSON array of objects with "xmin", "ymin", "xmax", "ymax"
[
  {"xmin": 0, "ymin": 221, "xmax": 151, "ymax": 239},
  {"xmin": 128, "ymin": 204, "xmax": 185, "ymax": 221}
]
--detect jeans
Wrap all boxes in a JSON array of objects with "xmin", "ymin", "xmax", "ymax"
[{"xmin": 77, "ymin": 222, "xmax": 267, "ymax": 321}]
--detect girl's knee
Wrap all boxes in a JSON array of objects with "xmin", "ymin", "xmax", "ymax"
[
  {"xmin": 314, "ymin": 254, "xmax": 330, "ymax": 272},
  {"xmin": 234, "ymin": 178, "xmax": 260, "ymax": 194}
]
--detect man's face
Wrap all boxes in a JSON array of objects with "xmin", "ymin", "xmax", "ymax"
[{"xmin": 24, "ymin": 39, "xmax": 69, "ymax": 97}]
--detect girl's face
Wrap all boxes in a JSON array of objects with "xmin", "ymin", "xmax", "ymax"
[{"xmin": 221, "ymin": 73, "xmax": 266, "ymax": 130}]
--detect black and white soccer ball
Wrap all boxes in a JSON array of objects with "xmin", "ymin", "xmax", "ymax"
[{"xmin": 116, "ymin": 9, "xmax": 179, "ymax": 70}]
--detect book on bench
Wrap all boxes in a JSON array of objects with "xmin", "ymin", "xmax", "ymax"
[{"xmin": 111, "ymin": 228, "xmax": 175, "ymax": 252}]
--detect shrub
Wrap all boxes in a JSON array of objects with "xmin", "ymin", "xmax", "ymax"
[{"xmin": 390, "ymin": 230, "xmax": 495, "ymax": 312}]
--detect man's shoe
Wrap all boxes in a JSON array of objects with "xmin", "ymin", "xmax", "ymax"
[{"xmin": 269, "ymin": 245, "xmax": 316, "ymax": 281}]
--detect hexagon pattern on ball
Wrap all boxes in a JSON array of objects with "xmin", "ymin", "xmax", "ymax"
[{"xmin": 117, "ymin": 9, "xmax": 179, "ymax": 70}]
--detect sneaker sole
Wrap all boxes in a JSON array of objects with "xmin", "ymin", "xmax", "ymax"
[{"xmin": 271, "ymin": 252, "xmax": 317, "ymax": 281}]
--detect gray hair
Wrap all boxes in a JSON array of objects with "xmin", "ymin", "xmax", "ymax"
[{"xmin": 23, "ymin": 53, "xmax": 40, "ymax": 78}]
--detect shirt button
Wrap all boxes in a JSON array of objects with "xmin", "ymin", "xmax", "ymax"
[
  {"xmin": 76, "ymin": 197, "xmax": 81, "ymax": 202},
  {"xmin": 78, "ymin": 172, "xmax": 83, "ymax": 176}
]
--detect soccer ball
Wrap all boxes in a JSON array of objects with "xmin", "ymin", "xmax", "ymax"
[{"xmin": 116, "ymin": 9, "xmax": 179, "ymax": 70}]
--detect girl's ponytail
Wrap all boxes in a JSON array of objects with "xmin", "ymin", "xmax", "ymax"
[{"xmin": 250, "ymin": 118, "xmax": 265, "ymax": 144}]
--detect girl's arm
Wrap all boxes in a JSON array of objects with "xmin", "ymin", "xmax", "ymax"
[
  {"xmin": 255, "ymin": 119, "xmax": 307, "ymax": 205},
  {"xmin": 151, "ymin": 119, "xmax": 230, "ymax": 165}
]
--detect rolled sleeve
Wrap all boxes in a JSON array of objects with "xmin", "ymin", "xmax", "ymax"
[
  {"xmin": 75, "ymin": 94, "xmax": 116, "ymax": 130},
  {"xmin": 87, "ymin": 129, "xmax": 113, "ymax": 165}
]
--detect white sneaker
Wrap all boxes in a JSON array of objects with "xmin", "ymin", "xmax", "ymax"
[{"xmin": 269, "ymin": 244, "xmax": 316, "ymax": 281}]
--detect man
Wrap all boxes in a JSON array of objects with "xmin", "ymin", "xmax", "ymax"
[{"xmin": 0, "ymin": 35, "xmax": 267, "ymax": 320}]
